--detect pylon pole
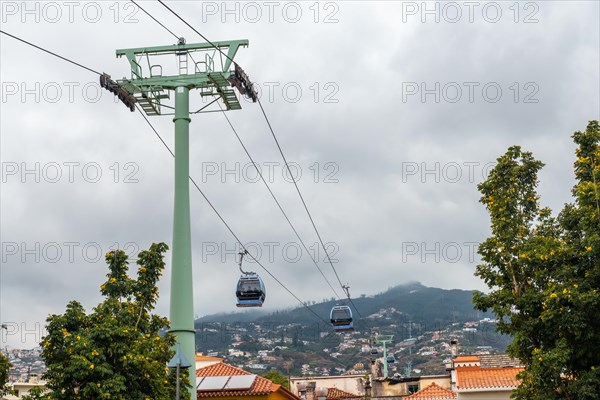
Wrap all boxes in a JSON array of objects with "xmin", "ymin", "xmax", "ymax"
[
  {"xmin": 374, "ymin": 335, "xmax": 393, "ymax": 379},
  {"xmin": 170, "ymin": 85, "xmax": 196, "ymax": 397},
  {"xmin": 114, "ymin": 39, "xmax": 255, "ymax": 400},
  {"xmin": 382, "ymin": 341, "xmax": 388, "ymax": 379}
]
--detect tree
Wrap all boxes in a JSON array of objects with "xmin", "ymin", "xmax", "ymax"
[
  {"xmin": 261, "ymin": 370, "xmax": 289, "ymax": 389},
  {"xmin": 41, "ymin": 243, "xmax": 189, "ymax": 400},
  {"xmin": 0, "ymin": 351, "xmax": 11, "ymax": 396},
  {"xmin": 21, "ymin": 386, "xmax": 46, "ymax": 400},
  {"xmin": 473, "ymin": 121, "xmax": 600, "ymax": 399}
]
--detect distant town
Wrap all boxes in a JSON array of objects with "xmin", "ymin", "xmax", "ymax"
[{"xmin": 6, "ymin": 312, "xmax": 503, "ymax": 381}]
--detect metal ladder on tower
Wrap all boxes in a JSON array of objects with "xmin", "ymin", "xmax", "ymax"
[{"xmin": 178, "ymin": 52, "xmax": 188, "ymax": 75}]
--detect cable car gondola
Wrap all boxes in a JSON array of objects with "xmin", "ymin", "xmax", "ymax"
[
  {"xmin": 235, "ymin": 250, "xmax": 266, "ymax": 307},
  {"xmin": 370, "ymin": 347, "xmax": 378, "ymax": 357},
  {"xmin": 330, "ymin": 305, "xmax": 353, "ymax": 332},
  {"xmin": 236, "ymin": 274, "xmax": 266, "ymax": 307},
  {"xmin": 387, "ymin": 355, "xmax": 396, "ymax": 364}
]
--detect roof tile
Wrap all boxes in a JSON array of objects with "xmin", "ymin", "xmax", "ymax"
[
  {"xmin": 455, "ymin": 366, "xmax": 524, "ymax": 390},
  {"xmin": 326, "ymin": 387, "xmax": 361, "ymax": 400},
  {"xmin": 404, "ymin": 383, "xmax": 457, "ymax": 399}
]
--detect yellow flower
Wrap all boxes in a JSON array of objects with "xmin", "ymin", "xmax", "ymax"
[
  {"xmin": 538, "ymin": 357, "xmax": 543, "ymax": 362},
  {"xmin": 574, "ymin": 284, "xmax": 579, "ymax": 289},
  {"xmin": 563, "ymin": 288, "xmax": 569, "ymax": 295},
  {"xmin": 585, "ymin": 246, "xmax": 592, "ymax": 252},
  {"xmin": 550, "ymin": 293, "xmax": 557, "ymax": 299},
  {"xmin": 90, "ymin": 364, "xmax": 94, "ymax": 369}
]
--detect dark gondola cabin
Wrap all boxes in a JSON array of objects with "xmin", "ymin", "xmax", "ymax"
[
  {"xmin": 330, "ymin": 305, "xmax": 353, "ymax": 332},
  {"xmin": 236, "ymin": 275, "xmax": 266, "ymax": 307},
  {"xmin": 387, "ymin": 355, "xmax": 396, "ymax": 364}
]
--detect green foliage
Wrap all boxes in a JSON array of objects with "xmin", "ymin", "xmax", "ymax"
[
  {"xmin": 0, "ymin": 351, "xmax": 12, "ymax": 396},
  {"xmin": 474, "ymin": 121, "xmax": 600, "ymax": 399},
  {"xmin": 261, "ymin": 370, "xmax": 289, "ymax": 389},
  {"xmin": 21, "ymin": 386, "xmax": 46, "ymax": 400},
  {"xmin": 41, "ymin": 243, "xmax": 190, "ymax": 400}
]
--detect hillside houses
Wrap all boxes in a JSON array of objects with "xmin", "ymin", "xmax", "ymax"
[{"xmin": 5, "ymin": 313, "xmax": 508, "ymax": 379}]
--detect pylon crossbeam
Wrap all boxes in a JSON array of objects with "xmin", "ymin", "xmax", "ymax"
[
  {"xmin": 118, "ymin": 71, "xmax": 240, "ymax": 115},
  {"xmin": 116, "ymin": 40, "xmax": 248, "ymax": 78}
]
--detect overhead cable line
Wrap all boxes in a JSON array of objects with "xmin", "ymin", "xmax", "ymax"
[
  {"xmin": 257, "ymin": 98, "xmax": 346, "ymax": 289},
  {"xmin": 153, "ymin": 0, "xmax": 343, "ymax": 301},
  {"xmin": 256, "ymin": 97, "xmax": 363, "ymax": 316},
  {"xmin": 135, "ymin": 107, "xmax": 330, "ymax": 325},
  {"xmin": 130, "ymin": 0, "xmax": 205, "ymax": 100},
  {"xmin": 218, "ymin": 103, "xmax": 342, "ymax": 300},
  {"xmin": 130, "ymin": 0, "xmax": 180, "ymax": 41},
  {"xmin": 154, "ymin": 2, "xmax": 362, "ymax": 317},
  {"xmin": 157, "ymin": 0, "xmax": 235, "ymax": 65},
  {"xmin": 1, "ymin": 29, "xmax": 329, "ymax": 326},
  {"xmin": 0, "ymin": 30, "xmax": 101, "ymax": 75}
]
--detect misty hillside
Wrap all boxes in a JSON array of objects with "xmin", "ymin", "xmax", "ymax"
[{"xmin": 195, "ymin": 282, "xmax": 490, "ymax": 328}]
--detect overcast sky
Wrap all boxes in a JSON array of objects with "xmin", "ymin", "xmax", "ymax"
[{"xmin": 1, "ymin": 0, "xmax": 598, "ymax": 349}]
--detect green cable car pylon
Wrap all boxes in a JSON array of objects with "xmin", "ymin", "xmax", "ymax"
[
  {"xmin": 112, "ymin": 38, "xmax": 256, "ymax": 399},
  {"xmin": 374, "ymin": 335, "xmax": 394, "ymax": 378}
]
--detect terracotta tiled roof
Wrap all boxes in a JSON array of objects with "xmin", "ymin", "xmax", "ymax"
[
  {"xmin": 326, "ymin": 387, "xmax": 361, "ymax": 400},
  {"xmin": 455, "ymin": 366, "xmax": 524, "ymax": 390},
  {"xmin": 197, "ymin": 363, "xmax": 251, "ymax": 377},
  {"xmin": 196, "ymin": 363, "xmax": 279, "ymax": 397},
  {"xmin": 404, "ymin": 383, "xmax": 457, "ymax": 399}
]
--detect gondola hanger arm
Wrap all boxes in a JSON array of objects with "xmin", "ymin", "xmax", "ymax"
[{"xmin": 238, "ymin": 249, "xmax": 255, "ymax": 275}]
